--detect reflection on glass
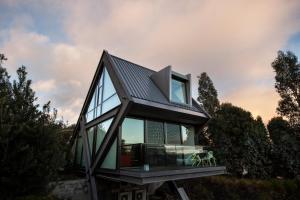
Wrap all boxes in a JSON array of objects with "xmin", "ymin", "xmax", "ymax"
[
  {"xmin": 85, "ymin": 67, "xmax": 120, "ymax": 123},
  {"xmin": 102, "ymin": 94, "xmax": 120, "ymax": 114},
  {"xmin": 166, "ymin": 123, "xmax": 181, "ymax": 144},
  {"xmin": 100, "ymin": 138, "xmax": 117, "ymax": 169},
  {"xmin": 171, "ymin": 78, "xmax": 187, "ymax": 104},
  {"xmin": 95, "ymin": 118, "xmax": 113, "ymax": 153},
  {"xmin": 87, "ymin": 127, "xmax": 94, "ymax": 156},
  {"xmin": 120, "ymin": 144, "xmax": 213, "ymax": 169},
  {"xmin": 75, "ymin": 137, "xmax": 83, "ymax": 165},
  {"xmin": 146, "ymin": 120, "xmax": 164, "ymax": 144},
  {"xmin": 103, "ymin": 68, "xmax": 116, "ymax": 100},
  {"xmin": 121, "ymin": 118, "xmax": 144, "ymax": 144},
  {"xmin": 181, "ymin": 125, "xmax": 195, "ymax": 145}
]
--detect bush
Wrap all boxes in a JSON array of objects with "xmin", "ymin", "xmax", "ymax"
[{"xmin": 183, "ymin": 176, "xmax": 300, "ymax": 200}]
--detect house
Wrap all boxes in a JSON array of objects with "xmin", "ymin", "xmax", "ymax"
[{"xmin": 72, "ymin": 50, "xmax": 226, "ymax": 200}]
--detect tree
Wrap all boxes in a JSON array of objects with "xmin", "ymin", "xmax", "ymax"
[
  {"xmin": 267, "ymin": 117, "xmax": 300, "ymax": 178},
  {"xmin": 197, "ymin": 72, "xmax": 220, "ymax": 117},
  {"xmin": 0, "ymin": 61, "xmax": 66, "ymax": 199},
  {"xmin": 208, "ymin": 103, "xmax": 272, "ymax": 178},
  {"xmin": 271, "ymin": 51, "xmax": 300, "ymax": 129}
]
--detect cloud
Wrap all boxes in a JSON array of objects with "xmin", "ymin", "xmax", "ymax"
[
  {"xmin": 1, "ymin": 0, "xmax": 300, "ymax": 124},
  {"xmin": 222, "ymin": 85, "xmax": 280, "ymax": 123},
  {"xmin": 32, "ymin": 79, "xmax": 56, "ymax": 92}
]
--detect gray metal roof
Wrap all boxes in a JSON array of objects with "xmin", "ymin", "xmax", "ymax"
[{"xmin": 109, "ymin": 54, "xmax": 207, "ymax": 115}]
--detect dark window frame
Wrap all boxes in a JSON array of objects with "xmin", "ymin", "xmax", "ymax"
[{"xmin": 171, "ymin": 75, "xmax": 188, "ymax": 105}]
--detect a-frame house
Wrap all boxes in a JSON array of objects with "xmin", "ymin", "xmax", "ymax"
[{"xmin": 72, "ymin": 50, "xmax": 226, "ymax": 200}]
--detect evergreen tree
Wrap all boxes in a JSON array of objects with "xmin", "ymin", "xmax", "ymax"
[
  {"xmin": 209, "ymin": 103, "xmax": 272, "ymax": 178},
  {"xmin": 0, "ymin": 60, "xmax": 66, "ymax": 199},
  {"xmin": 271, "ymin": 51, "xmax": 300, "ymax": 130},
  {"xmin": 267, "ymin": 117, "xmax": 300, "ymax": 178},
  {"xmin": 197, "ymin": 72, "xmax": 220, "ymax": 116}
]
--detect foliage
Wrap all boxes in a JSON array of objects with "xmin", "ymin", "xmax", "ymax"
[
  {"xmin": 271, "ymin": 51, "xmax": 300, "ymax": 130},
  {"xmin": 197, "ymin": 72, "xmax": 220, "ymax": 145},
  {"xmin": 208, "ymin": 103, "xmax": 272, "ymax": 178},
  {"xmin": 16, "ymin": 195, "xmax": 60, "ymax": 200},
  {"xmin": 197, "ymin": 72, "xmax": 220, "ymax": 117},
  {"xmin": 0, "ymin": 59, "xmax": 70, "ymax": 199},
  {"xmin": 184, "ymin": 176, "xmax": 300, "ymax": 200},
  {"xmin": 267, "ymin": 117, "xmax": 300, "ymax": 178}
]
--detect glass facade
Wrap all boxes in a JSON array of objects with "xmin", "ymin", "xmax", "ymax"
[
  {"xmin": 121, "ymin": 118, "xmax": 144, "ymax": 145},
  {"xmin": 146, "ymin": 121, "xmax": 164, "ymax": 144},
  {"xmin": 166, "ymin": 123, "xmax": 181, "ymax": 144},
  {"xmin": 120, "ymin": 117, "xmax": 198, "ymax": 168},
  {"xmin": 85, "ymin": 67, "xmax": 120, "ymax": 122},
  {"xmin": 75, "ymin": 137, "xmax": 84, "ymax": 166},
  {"xmin": 87, "ymin": 127, "xmax": 95, "ymax": 156},
  {"xmin": 181, "ymin": 125, "xmax": 195, "ymax": 145},
  {"xmin": 95, "ymin": 118, "xmax": 113, "ymax": 153},
  {"xmin": 100, "ymin": 138, "xmax": 117, "ymax": 169},
  {"xmin": 171, "ymin": 77, "xmax": 187, "ymax": 104}
]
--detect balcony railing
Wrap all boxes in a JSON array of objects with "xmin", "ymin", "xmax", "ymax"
[{"xmin": 120, "ymin": 143, "xmax": 219, "ymax": 171}]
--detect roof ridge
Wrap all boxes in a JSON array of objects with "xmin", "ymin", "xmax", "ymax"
[{"xmin": 109, "ymin": 53, "xmax": 157, "ymax": 73}]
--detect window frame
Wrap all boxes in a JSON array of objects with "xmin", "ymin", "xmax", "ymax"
[
  {"xmin": 120, "ymin": 116, "xmax": 195, "ymax": 146},
  {"xmin": 171, "ymin": 75, "xmax": 188, "ymax": 105}
]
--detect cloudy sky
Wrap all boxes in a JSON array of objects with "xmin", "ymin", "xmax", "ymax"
[{"xmin": 1, "ymin": 0, "xmax": 300, "ymax": 124}]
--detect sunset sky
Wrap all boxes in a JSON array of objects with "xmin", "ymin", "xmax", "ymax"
[{"xmin": 1, "ymin": 0, "xmax": 300, "ymax": 124}]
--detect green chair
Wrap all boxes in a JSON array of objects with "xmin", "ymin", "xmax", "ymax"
[
  {"xmin": 191, "ymin": 153, "xmax": 202, "ymax": 167},
  {"xmin": 201, "ymin": 151, "xmax": 216, "ymax": 166}
]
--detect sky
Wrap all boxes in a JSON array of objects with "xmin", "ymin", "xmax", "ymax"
[{"xmin": 1, "ymin": 0, "xmax": 300, "ymax": 124}]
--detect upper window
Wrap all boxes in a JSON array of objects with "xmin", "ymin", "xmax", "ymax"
[
  {"xmin": 85, "ymin": 67, "xmax": 121, "ymax": 122},
  {"xmin": 121, "ymin": 118, "xmax": 144, "ymax": 144},
  {"xmin": 146, "ymin": 120, "xmax": 164, "ymax": 144},
  {"xmin": 171, "ymin": 77, "xmax": 187, "ymax": 104}
]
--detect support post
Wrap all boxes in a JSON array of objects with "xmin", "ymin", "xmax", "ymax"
[
  {"xmin": 80, "ymin": 118, "xmax": 99, "ymax": 200},
  {"xmin": 167, "ymin": 181, "xmax": 190, "ymax": 200}
]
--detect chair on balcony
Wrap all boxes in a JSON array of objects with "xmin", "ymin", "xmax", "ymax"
[
  {"xmin": 191, "ymin": 153, "xmax": 202, "ymax": 167},
  {"xmin": 201, "ymin": 151, "xmax": 216, "ymax": 167}
]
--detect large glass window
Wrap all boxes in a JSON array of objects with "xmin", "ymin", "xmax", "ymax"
[
  {"xmin": 87, "ymin": 127, "xmax": 95, "ymax": 156},
  {"xmin": 100, "ymin": 138, "xmax": 117, "ymax": 169},
  {"xmin": 171, "ymin": 77, "xmax": 187, "ymax": 104},
  {"xmin": 95, "ymin": 118, "xmax": 113, "ymax": 153},
  {"xmin": 146, "ymin": 121, "xmax": 164, "ymax": 144},
  {"xmin": 166, "ymin": 123, "xmax": 182, "ymax": 144},
  {"xmin": 121, "ymin": 118, "xmax": 144, "ymax": 145},
  {"xmin": 85, "ymin": 67, "xmax": 120, "ymax": 122},
  {"xmin": 75, "ymin": 137, "xmax": 83, "ymax": 166},
  {"xmin": 181, "ymin": 125, "xmax": 195, "ymax": 145}
]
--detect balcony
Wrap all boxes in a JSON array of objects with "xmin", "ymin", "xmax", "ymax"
[{"xmin": 120, "ymin": 143, "xmax": 221, "ymax": 171}]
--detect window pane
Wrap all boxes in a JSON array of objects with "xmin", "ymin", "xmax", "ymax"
[
  {"xmin": 97, "ymin": 86, "xmax": 102, "ymax": 106},
  {"xmin": 75, "ymin": 137, "xmax": 83, "ymax": 165},
  {"xmin": 171, "ymin": 78, "xmax": 187, "ymax": 104},
  {"xmin": 122, "ymin": 118, "xmax": 144, "ymax": 144},
  {"xmin": 86, "ymin": 110, "xmax": 94, "ymax": 122},
  {"xmin": 87, "ymin": 127, "xmax": 95, "ymax": 156},
  {"xmin": 146, "ymin": 120, "xmax": 164, "ymax": 144},
  {"xmin": 95, "ymin": 118, "xmax": 113, "ymax": 153},
  {"xmin": 166, "ymin": 123, "xmax": 181, "ymax": 144},
  {"xmin": 181, "ymin": 125, "xmax": 195, "ymax": 145},
  {"xmin": 103, "ymin": 68, "xmax": 116, "ymax": 100},
  {"xmin": 99, "ymin": 72, "xmax": 103, "ymax": 87},
  {"xmin": 102, "ymin": 94, "xmax": 120, "ymax": 114},
  {"xmin": 95, "ymin": 105, "xmax": 101, "ymax": 118},
  {"xmin": 100, "ymin": 138, "xmax": 117, "ymax": 169}
]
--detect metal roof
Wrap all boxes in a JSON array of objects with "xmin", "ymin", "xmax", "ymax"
[{"xmin": 109, "ymin": 54, "xmax": 207, "ymax": 115}]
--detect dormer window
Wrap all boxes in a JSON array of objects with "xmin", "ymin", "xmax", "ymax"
[{"xmin": 171, "ymin": 76, "xmax": 187, "ymax": 104}]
